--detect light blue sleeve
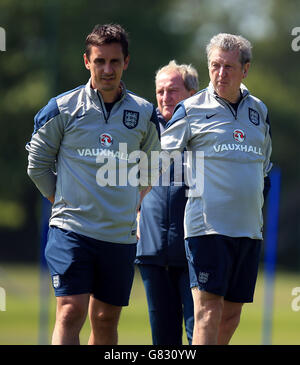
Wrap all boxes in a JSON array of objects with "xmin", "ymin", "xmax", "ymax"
[{"xmin": 26, "ymin": 98, "xmax": 64, "ymax": 198}]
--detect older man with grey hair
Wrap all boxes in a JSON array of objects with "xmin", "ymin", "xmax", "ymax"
[
  {"xmin": 136, "ymin": 60, "xmax": 199, "ymax": 345},
  {"xmin": 161, "ymin": 34, "xmax": 272, "ymax": 344}
]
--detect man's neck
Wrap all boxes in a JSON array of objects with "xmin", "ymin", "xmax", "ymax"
[
  {"xmin": 90, "ymin": 80, "xmax": 123, "ymax": 103},
  {"xmin": 98, "ymin": 88, "xmax": 122, "ymax": 103},
  {"xmin": 97, "ymin": 88, "xmax": 123, "ymax": 107},
  {"xmin": 215, "ymin": 89, "xmax": 242, "ymax": 104},
  {"xmin": 228, "ymin": 91, "xmax": 242, "ymax": 104}
]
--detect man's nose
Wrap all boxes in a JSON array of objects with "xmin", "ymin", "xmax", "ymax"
[
  {"xmin": 103, "ymin": 62, "xmax": 113, "ymax": 74},
  {"xmin": 162, "ymin": 91, "xmax": 171, "ymax": 102},
  {"xmin": 218, "ymin": 66, "xmax": 226, "ymax": 77}
]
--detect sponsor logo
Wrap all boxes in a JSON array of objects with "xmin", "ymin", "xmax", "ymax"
[
  {"xmin": 77, "ymin": 147, "xmax": 129, "ymax": 160},
  {"xmin": 123, "ymin": 110, "xmax": 139, "ymax": 129},
  {"xmin": 249, "ymin": 108, "xmax": 260, "ymax": 126},
  {"xmin": 206, "ymin": 113, "xmax": 217, "ymax": 119},
  {"xmin": 233, "ymin": 129, "xmax": 245, "ymax": 143},
  {"xmin": 213, "ymin": 128, "xmax": 262, "ymax": 155},
  {"xmin": 100, "ymin": 133, "xmax": 113, "ymax": 147},
  {"xmin": 213, "ymin": 143, "xmax": 262, "ymax": 155}
]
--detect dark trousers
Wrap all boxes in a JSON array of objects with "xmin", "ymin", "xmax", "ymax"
[{"xmin": 138, "ymin": 264, "xmax": 194, "ymax": 345}]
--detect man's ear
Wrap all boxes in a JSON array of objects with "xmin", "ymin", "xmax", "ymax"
[
  {"xmin": 83, "ymin": 53, "xmax": 90, "ymax": 70},
  {"xmin": 123, "ymin": 55, "xmax": 130, "ymax": 71},
  {"xmin": 242, "ymin": 62, "xmax": 250, "ymax": 79}
]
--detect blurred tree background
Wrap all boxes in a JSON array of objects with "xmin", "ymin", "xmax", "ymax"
[{"xmin": 0, "ymin": 0, "xmax": 299, "ymax": 269}]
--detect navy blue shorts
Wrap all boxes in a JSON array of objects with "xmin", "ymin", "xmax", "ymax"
[
  {"xmin": 45, "ymin": 226, "xmax": 136, "ymax": 306},
  {"xmin": 185, "ymin": 235, "xmax": 261, "ymax": 303}
]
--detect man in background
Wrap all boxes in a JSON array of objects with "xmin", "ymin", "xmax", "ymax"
[{"xmin": 136, "ymin": 60, "xmax": 199, "ymax": 345}]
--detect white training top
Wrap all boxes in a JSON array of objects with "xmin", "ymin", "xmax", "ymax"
[{"xmin": 161, "ymin": 83, "xmax": 272, "ymax": 240}]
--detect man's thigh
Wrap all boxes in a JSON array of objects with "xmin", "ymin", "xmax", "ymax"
[
  {"xmin": 45, "ymin": 226, "xmax": 95, "ymax": 297},
  {"xmin": 138, "ymin": 264, "xmax": 177, "ymax": 310},
  {"xmin": 185, "ymin": 235, "xmax": 261, "ymax": 302},
  {"xmin": 92, "ymin": 240, "xmax": 137, "ymax": 307},
  {"xmin": 46, "ymin": 226, "xmax": 137, "ymax": 307}
]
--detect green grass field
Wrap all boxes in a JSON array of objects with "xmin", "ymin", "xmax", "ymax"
[{"xmin": 0, "ymin": 263, "xmax": 299, "ymax": 345}]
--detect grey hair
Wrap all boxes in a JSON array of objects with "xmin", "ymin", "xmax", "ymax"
[
  {"xmin": 155, "ymin": 60, "xmax": 199, "ymax": 92},
  {"xmin": 206, "ymin": 33, "xmax": 252, "ymax": 66}
]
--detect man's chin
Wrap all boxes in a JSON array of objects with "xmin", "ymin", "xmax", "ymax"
[
  {"xmin": 100, "ymin": 84, "xmax": 115, "ymax": 91},
  {"xmin": 162, "ymin": 108, "xmax": 174, "ymax": 121}
]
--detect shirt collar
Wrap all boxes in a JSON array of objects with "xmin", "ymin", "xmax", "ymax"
[
  {"xmin": 85, "ymin": 78, "xmax": 127, "ymax": 103},
  {"xmin": 207, "ymin": 81, "xmax": 250, "ymax": 100}
]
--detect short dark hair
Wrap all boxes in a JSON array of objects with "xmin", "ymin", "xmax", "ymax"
[{"xmin": 85, "ymin": 23, "xmax": 129, "ymax": 60}]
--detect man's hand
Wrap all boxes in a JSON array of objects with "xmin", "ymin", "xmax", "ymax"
[
  {"xmin": 136, "ymin": 186, "xmax": 151, "ymax": 240},
  {"xmin": 47, "ymin": 195, "xmax": 55, "ymax": 204},
  {"xmin": 136, "ymin": 210, "xmax": 141, "ymax": 240},
  {"xmin": 137, "ymin": 186, "xmax": 151, "ymax": 212}
]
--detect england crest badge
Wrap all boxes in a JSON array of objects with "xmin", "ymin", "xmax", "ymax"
[
  {"xmin": 248, "ymin": 108, "xmax": 260, "ymax": 125},
  {"xmin": 52, "ymin": 275, "xmax": 61, "ymax": 289},
  {"xmin": 123, "ymin": 110, "xmax": 139, "ymax": 129}
]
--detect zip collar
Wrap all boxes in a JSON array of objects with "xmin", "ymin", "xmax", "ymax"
[
  {"xmin": 207, "ymin": 82, "xmax": 250, "ymax": 119},
  {"xmin": 207, "ymin": 81, "xmax": 250, "ymax": 99},
  {"xmin": 85, "ymin": 78, "xmax": 127, "ymax": 123},
  {"xmin": 86, "ymin": 78, "xmax": 127, "ymax": 99}
]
